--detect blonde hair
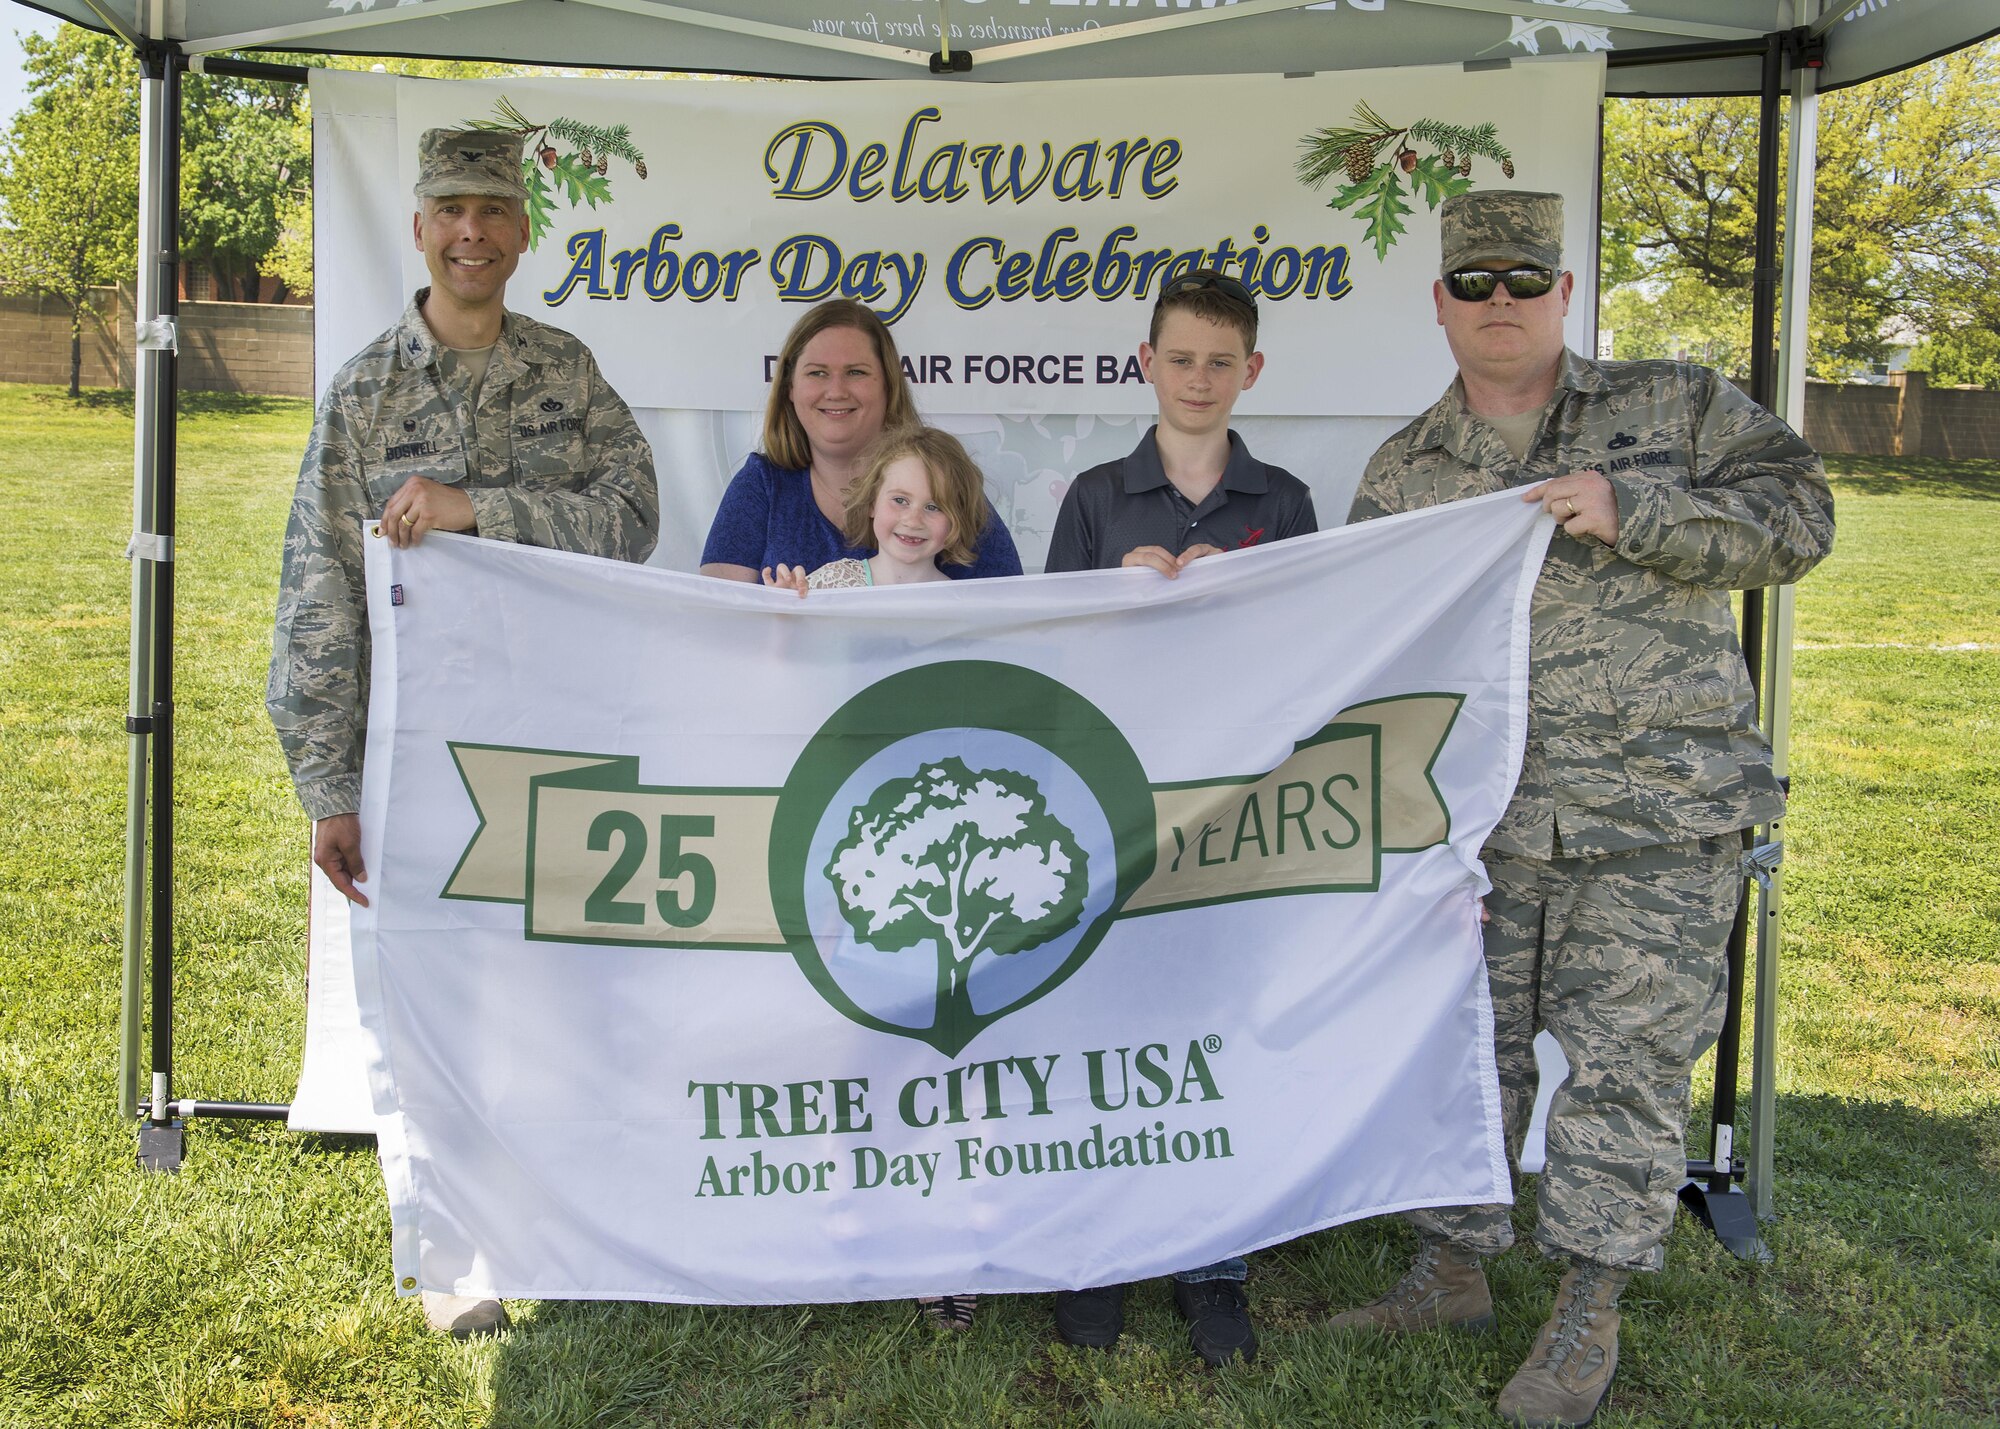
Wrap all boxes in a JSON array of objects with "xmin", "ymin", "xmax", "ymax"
[
  {"xmin": 840, "ymin": 427, "xmax": 989, "ymax": 570},
  {"xmin": 761, "ymin": 300, "xmax": 918, "ymax": 471}
]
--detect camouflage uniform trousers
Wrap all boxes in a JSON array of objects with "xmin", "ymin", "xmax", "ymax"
[{"xmin": 1409, "ymin": 834, "xmax": 1743, "ymax": 1272}]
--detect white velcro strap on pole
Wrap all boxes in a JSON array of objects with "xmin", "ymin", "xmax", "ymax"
[
  {"xmin": 135, "ymin": 316, "xmax": 178, "ymax": 352},
  {"xmin": 126, "ymin": 533, "xmax": 175, "ymax": 563}
]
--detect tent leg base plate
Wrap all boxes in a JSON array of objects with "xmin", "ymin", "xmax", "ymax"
[
  {"xmin": 1679, "ymin": 1182, "xmax": 1771, "ymax": 1262},
  {"xmin": 138, "ymin": 1118, "xmax": 184, "ymax": 1174}
]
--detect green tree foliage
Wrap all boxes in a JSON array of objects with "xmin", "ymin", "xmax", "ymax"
[
  {"xmin": 0, "ymin": 28, "xmax": 138, "ymax": 397},
  {"xmin": 180, "ymin": 67, "xmax": 311, "ymax": 302},
  {"xmin": 1908, "ymin": 325, "xmax": 2000, "ymax": 390},
  {"xmin": 1600, "ymin": 281, "xmax": 1748, "ymax": 375},
  {"xmin": 10, "ymin": 30, "xmax": 524, "ymax": 313},
  {"xmin": 1600, "ymin": 39, "xmax": 2000, "ymax": 383},
  {"xmin": 825, "ymin": 758, "xmax": 1088, "ymax": 1018}
]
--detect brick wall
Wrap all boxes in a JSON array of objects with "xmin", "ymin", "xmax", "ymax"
[
  {"xmin": 1803, "ymin": 381, "xmax": 1901, "ymax": 457},
  {"xmin": 1919, "ymin": 385, "xmax": 2000, "ymax": 461},
  {"xmin": 176, "ymin": 300, "xmax": 314, "ymax": 398},
  {"xmin": 0, "ymin": 289, "xmax": 129, "ymax": 388},
  {"xmin": 1799, "ymin": 372, "xmax": 2000, "ymax": 461},
  {"xmin": 0, "ymin": 285, "xmax": 312, "ymax": 398}
]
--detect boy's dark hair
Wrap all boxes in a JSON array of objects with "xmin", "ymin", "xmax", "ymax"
[
  {"xmin": 841, "ymin": 426, "xmax": 990, "ymax": 569},
  {"xmin": 1149, "ymin": 268, "xmax": 1258, "ymax": 352}
]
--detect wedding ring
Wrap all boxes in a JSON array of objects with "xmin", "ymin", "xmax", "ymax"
[
  {"xmin": 401, "ymin": 513, "xmax": 417, "ymax": 525},
  {"xmin": 1562, "ymin": 499, "xmax": 1576, "ymax": 517}
]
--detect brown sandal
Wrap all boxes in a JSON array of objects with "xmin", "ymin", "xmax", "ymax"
[{"xmin": 915, "ymin": 1294, "xmax": 977, "ymax": 1331}]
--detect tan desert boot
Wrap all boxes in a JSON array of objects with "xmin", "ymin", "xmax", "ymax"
[
  {"xmin": 1328, "ymin": 1236, "xmax": 1495, "ymax": 1334},
  {"xmin": 1495, "ymin": 1260, "xmax": 1628, "ymax": 1427},
  {"xmin": 422, "ymin": 1290, "xmax": 510, "ymax": 1339}
]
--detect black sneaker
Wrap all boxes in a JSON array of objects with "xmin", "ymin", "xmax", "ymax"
[
  {"xmin": 1173, "ymin": 1278, "xmax": 1257, "ymax": 1367},
  {"xmin": 1053, "ymin": 1285, "xmax": 1125, "ymax": 1348}
]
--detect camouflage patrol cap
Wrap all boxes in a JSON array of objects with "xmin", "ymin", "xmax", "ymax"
[
  {"xmin": 414, "ymin": 128, "xmax": 530, "ymax": 203},
  {"xmin": 1439, "ymin": 191, "xmax": 1563, "ymax": 276}
]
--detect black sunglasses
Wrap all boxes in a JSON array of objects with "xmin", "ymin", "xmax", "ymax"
[
  {"xmin": 1444, "ymin": 267, "xmax": 1558, "ymax": 302},
  {"xmin": 1157, "ymin": 268, "xmax": 1257, "ymax": 316}
]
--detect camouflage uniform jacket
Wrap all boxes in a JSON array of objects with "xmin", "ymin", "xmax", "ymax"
[
  {"xmin": 1350, "ymin": 349, "xmax": 1834, "ymax": 859},
  {"xmin": 268, "ymin": 291, "xmax": 659, "ymax": 821}
]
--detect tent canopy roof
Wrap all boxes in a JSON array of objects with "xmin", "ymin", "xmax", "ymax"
[{"xmin": 17, "ymin": 0, "xmax": 1996, "ymax": 96}]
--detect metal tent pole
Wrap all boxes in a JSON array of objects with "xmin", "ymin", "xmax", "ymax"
[
  {"xmin": 1752, "ymin": 18, "xmax": 1824, "ymax": 1224},
  {"xmin": 1676, "ymin": 24, "xmax": 1797, "ymax": 1262},
  {"xmin": 136, "ymin": 43, "xmax": 185, "ymax": 1174},
  {"xmin": 121, "ymin": 52, "xmax": 315, "ymax": 1151},
  {"xmin": 117, "ymin": 45, "xmax": 169, "ymax": 1125}
]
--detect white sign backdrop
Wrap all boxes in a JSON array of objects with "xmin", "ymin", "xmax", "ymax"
[
  {"xmin": 346, "ymin": 493, "xmax": 1550, "ymax": 1303},
  {"xmin": 310, "ymin": 62, "xmax": 1603, "ymax": 570}
]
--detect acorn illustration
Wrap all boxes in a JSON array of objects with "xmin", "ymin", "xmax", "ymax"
[
  {"xmin": 1342, "ymin": 143, "xmax": 1373, "ymax": 184},
  {"xmin": 1397, "ymin": 148, "xmax": 1418, "ymax": 174},
  {"xmin": 538, "ymin": 145, "xmax": 557, "ymax": 169},
  {"xmin": 1502, "ymin": 158, "xmax": 1516, "ymax": 179}
]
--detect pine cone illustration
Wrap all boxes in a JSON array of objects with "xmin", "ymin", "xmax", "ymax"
[
  {"xmin": 1502, "ymin": 158, "xmax": 1516, "ymax": 179},
  {"xmin": 634, "ymin": 159, "xmax": 648, "ymax": 180},
  {"xmin": 580, "ymin": 146, "xmax": 593, "ymax": 167},
  {"xmin": 1343, "ymin": 143, "xmax": 1373, "ymax": 184},
  {"xmin": 1442, "ymin": 148, "xmax": 1456, "ymax": 169},
  {"xmin": 1458, "ymin": 156, "xmax": 1472, "ymax": 177}
]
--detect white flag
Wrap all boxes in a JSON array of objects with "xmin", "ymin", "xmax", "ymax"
[{"xmin": 354, "ymin": 493, "xmax": 1551, "ymax": 1304}]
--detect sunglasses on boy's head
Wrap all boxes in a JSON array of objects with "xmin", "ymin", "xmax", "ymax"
[
  {"xmin": 1158, "ymin": 268, "xmax": 1258, "ymax": 317},
  {"xmin": 1444, "ymin": 267, "xmax": 1559, "ymax": 302}
]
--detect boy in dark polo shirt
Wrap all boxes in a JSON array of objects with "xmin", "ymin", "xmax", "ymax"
[
  {"xmin": 1045, "ymin": 270, "xmax": 1316, "ymax": 579},
  {"xmin": 1042, "ymin": 271, "xmax": 1315, "ymax": 1368}
]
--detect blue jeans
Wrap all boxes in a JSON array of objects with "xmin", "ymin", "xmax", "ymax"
[{"xmin": 1173, "ymin": 1258, "xmax": 1248, "ymax": 1284}]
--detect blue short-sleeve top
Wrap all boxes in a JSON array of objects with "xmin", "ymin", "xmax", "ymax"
[{"xmin": 699, "ymin": 451, "xmax": 1023, "ymax": 579}]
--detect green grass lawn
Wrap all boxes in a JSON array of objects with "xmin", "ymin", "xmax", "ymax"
[{"xmin": 1, "ymin": 385, "xmax": 1994, "ymax": 1427}]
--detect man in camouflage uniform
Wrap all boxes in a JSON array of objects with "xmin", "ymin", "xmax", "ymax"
[
  {"xmin": 267, "ymin": 128, "xmax": 657, "ymax": 1339},
  {"xmin": 1333, "ymin": 192, "xmax": 1833, "ymax": 1427}
]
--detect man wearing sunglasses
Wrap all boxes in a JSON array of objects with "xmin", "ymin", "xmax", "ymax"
[{"xmin": 1337, "ymin": 192, "xmax": 1833, "ymax": 1427}]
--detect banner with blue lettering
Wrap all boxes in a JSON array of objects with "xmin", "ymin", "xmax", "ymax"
[
  {"xmin": 348, "ymin": 493, "xmax": 1551, "ymax": 1304},
  {"xmin": 320, "ymin": 62, "xmax": 1599, "ymax": 418}
]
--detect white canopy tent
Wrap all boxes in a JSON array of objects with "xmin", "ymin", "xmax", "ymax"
[
  {"xmin": 16, "ymin": 0, "xmax": 1995, "ymax": 1251},
  {"xmin": 23, "ymin": 0, "xmax": 1997, "ymax": 92}
]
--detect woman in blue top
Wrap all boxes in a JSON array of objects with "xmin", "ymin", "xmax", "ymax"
[{"xmin": 699, "ymin": 299, "xmax": 1023, "ymax": 581}]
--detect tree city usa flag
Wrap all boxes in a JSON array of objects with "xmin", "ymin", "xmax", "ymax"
[{"xmin": 352, "ymin": 493, "xmax": 1550, "ymax": 1305}]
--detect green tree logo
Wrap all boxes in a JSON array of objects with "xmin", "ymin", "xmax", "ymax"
[
  {"xmin": 771, "ymin": 662, "xmax": 1156, "ymax": 1057},
  {"xmin": 826, "ymin": 758, "xmax": 1089, "ymax": 1022}
]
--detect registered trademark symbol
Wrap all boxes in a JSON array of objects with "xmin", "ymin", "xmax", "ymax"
[{"xmin": 1203, "ymin": 1034, "xmax": 1222, "ymax": 1054}]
